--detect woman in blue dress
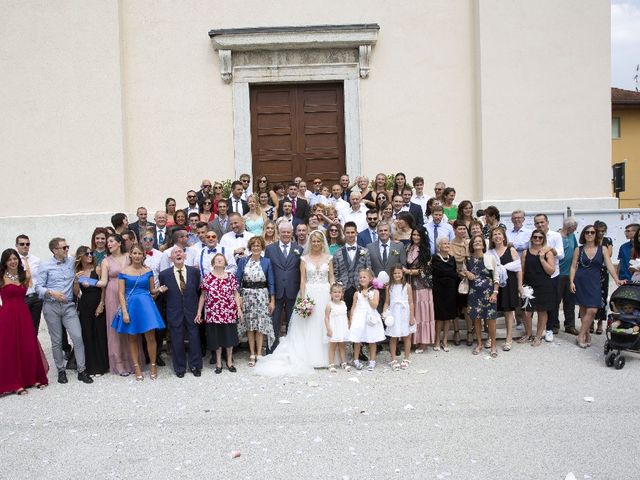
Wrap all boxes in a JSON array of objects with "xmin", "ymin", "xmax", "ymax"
[
  {"xmin": 112, "ymin": 243, "xmax": 165, "ymax": 380},
  {"xmin": 569, "ymin": 225, "xmax": 622, "ymax": 349}
]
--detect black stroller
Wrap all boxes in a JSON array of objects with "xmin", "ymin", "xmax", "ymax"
[{"xmin": 604, "ymin": 284, "xmax": 640, "ymax": 370}]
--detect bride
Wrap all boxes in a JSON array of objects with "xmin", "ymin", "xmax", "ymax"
[{"xmin": 254, "ymin": 230, "xmax": 334, "ymax": 376}]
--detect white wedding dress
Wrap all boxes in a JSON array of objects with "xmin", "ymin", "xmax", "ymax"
[{"xmin": 254, "ymin": 256, "xmax": 330, "ymax": 377}]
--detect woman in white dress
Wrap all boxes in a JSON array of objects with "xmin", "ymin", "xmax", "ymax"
[{"xmin": 254, "ymin": 230, "xmax": 334, "ymax": 376}]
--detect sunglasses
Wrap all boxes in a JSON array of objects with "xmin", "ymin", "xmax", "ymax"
[
  {"xmin": 187, "ymin": 195, "xmax": 197, "ymax": 199},
  {"xmin": 56, "ymin": 246, "xmax": 70, "ymax": 251},
  {"xmin": 142, "ymin": 237, "xmax": 154, "ymax": 242},
  {"xmin": 84, "ymin": 251, "xmax": 93, "ymax": 256},
  {"xmin": 584, "ymin": 231, "xmax": 596, "ymax": 235},
  {"xmin": 18, "ymin": 242, "xmax": 30, "ymax": 247},
  {"xmin": 214, "ymin": 185, "xmax": 222, "ymax": 190},
  {"xmin": 329, "ymin": 229, "xmax": 338, "ymax": 233},
  {"xmin": 259, "ymin": 179, "xmax": 268, "ymax": 183},
  {"xmin": 204, "ymin": 201, "xmax": 212, "ymax": 205},
  {"xmin": 531, "ymin": 235, "xmax": 544, "ymax": 240}
]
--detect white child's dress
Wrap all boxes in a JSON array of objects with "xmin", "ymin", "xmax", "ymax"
[
  {"xmin": 325, "ymin": 301, "xmax": 350, "ymax": 343},
  {"xmin": 385, "ymin": 284, "xmax": 417, "ymax": 338},
  {"xmin": 348, "ymin": 291, "xmax": 386, "ymax": 343}
]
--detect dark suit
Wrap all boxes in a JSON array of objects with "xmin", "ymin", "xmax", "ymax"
[
  {"xmin": 407, "ymin": 203, "xmax": 424, "ymax": 228},
  {"xmin": 357, "ymin": 229, "xmax": 378, "ymax": 248},
  {"xmin": 208, "ymin": 216, "xmax": 232, "ymax": 240},
  {"xmin": 153, "ymin": 226, "xmax": 169, "ymax": 250},
  {"xmin": 158, "ymin": 265, "xmax": 202, "ymax": 374},
  {"xmin": 332, "ymin": 244, "xmax": 371, "ymax": 312},
  {"xmin": 276, "ymin": 196, "xmax": 310, "ymax": 221},
  {"xmin": 226, "ymin": 197, "xmax": 249, "ymax": 215},
  {"xmin": 264, "ymin": 242, "xmax": 302, "ymax": 352},
  {"xmin": 367, "ymin": 240, "xmax": 406, "ymax": 313},
  {"xmin": 130, "ymin": 221, "xmax": 155, "ymax": 242}
]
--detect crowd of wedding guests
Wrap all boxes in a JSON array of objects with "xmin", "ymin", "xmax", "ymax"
[{"xmin": 1, "ymin": 172, "xmax": 638, "ymax": 395}]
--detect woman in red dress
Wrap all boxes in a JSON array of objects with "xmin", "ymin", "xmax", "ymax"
[
  {"xmin": 195, "ymin": 253, "xmax": 243, "ymax": 374},
  {"xmin": 0, "ymin": 249, "xmax": 49, "ymax": 395}
]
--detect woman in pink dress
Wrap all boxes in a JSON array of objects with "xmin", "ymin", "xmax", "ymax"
[
  {"xmin": 406, "ymin": 229, "xmax": 436, "ymax": 352},
  {"xmin": 98, "ymin": 234, "xmax": 135, "ymax": 375},
  {"xmin": 196, "ymin": 253, "xmax": 242, "ymax": 374},
  {"xmin": 0, "ymin": 249, "xmax": 48, "ymax": 395}
]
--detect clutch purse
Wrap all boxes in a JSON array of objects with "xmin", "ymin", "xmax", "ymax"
[{"xmin": 458, "ymin": 277, "xmax": 469, "ymax": 295}]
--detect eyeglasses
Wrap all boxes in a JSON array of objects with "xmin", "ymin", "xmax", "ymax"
[
  {"xmin": 142, "ymin": 237, "xmax": 154, "ymax": 242},
  {"xmin": 84, "ymin": 251, "xmax": 93, "ymax": 256},
  {"xmin": 187, "ymin": 195, "xmax": 197, "ymax": 199},
  {"xmin": 584, "ymin": 231, "xmax": 596, "ymax": 235},
  {"xmin": 18, "ymin": 242, "xmax": 30, "ymax": 247},
  {"xmin": 434, "ymin": 188, "xmax": 443, "ymax": 191},
  {"xmin": 56, "ymin": 246, "xmax": 70, "ymax": 251},
  {"xmin": 531, "ymin": 235, "xmax": 544, "ymax": 240}
]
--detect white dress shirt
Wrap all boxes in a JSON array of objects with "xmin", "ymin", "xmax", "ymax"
[
  {"xmin": 198, "ymin": 244, "xmax": 237, "ymax": 277},
  {"xmin": 220, "ymin": 230, "xmax": 255, "ymax": 258},
  {"xmin": 411, "ymin": 193, "xmax": 428, "ymax": 214},
  {"xmin": 344, "ymin": 242, "xmax": 358, "ymax": 262},
  {"xmin": 155, "ymin": 226, "xmax": 168, "ymax": 244},
  {"xmin": 329, "ymin": 197, "xmax": 350, "ymax": 216},
  {"xmin": 143, "ymin": 248, "xmax": 162, "ymax": 287},
  {"xmin": 340, "ymin": 208, "xmax": 368, "ymax": 232},
  {"xmin": 507, "ymin": 227, "xmax": 532, "ymax": 253},
  {"xmin": 541, "ymin": 230, "xmax": 564, "ymax": 279},
  {"xmin": 159, "ymin": 245, "xmax": 198, "ymax": 272},
  {"xmin": 21, "ymin": 253, "xmax": 40, "ymax": 295}
]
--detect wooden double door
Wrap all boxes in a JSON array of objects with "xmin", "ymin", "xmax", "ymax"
[{"xmin": 250, "ymin": 83, "xmax": 346, "ymax": 187}]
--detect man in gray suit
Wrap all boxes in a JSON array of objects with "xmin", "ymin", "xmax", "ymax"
[
  {"xmin": 332, "ymin": 221, "xmax": 371, "ymax": 312},
  {"xmin": 208, "ymin": 200, "xmax": 232, "ymax": 240},
  {"xmin": 367, "ymin": 221, "xmax": 407, "ymax": 312},
  {"xmin": 264, "ymin": 222, "xmax": 303, "ymax": 353}
]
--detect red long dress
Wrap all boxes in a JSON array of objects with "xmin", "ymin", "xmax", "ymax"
[{"xmin": 0, "ymin": 284, "xmax": 49, "ymax": 394}]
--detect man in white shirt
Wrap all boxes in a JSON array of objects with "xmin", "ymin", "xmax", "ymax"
[
  {"xmin": 191, "ymin": 222, "xmax": 209, "ymax": 251},
  {"xmin": 411, "ymin": 176, "xmax": 428, "ymax": 215},
  {"xmin": 220, "ymin": 212, "xmax": 255, "ymax": 260},
  {"xmin": 424, "ymin": 206, "xmax": 454, "ymax": 255},
  {"xmin": 184, "ymin": 190, "xmax": 199, "ymax": 217},
  {"xmin": 153, "ymin": 211, "xmax": 169, "ymax": 250},
  {"xmin": 328, "ymin": 184, "xmax": 350, "ymax": 216},
  {"xmin": 16, "ymin": 234, "xmax": 42, "ymax": 333},
  {"xmin": 159, "ymin": 228, "xmax": 198, "ymax": 271},
  {"xmin": 197, "ymin": 229, "xmax": 237, "ymax": 277},
  {"xmin": 339, "ymin": 191, "xmax": 367, "ymax": 232},
  {"xmin": 533, "ymin": 213, "xmax": 565, "ymax": 342},
  {"xmin": 507, "ymin": 210, "xmax": 531, "ymax": 254},
  {"xmin": 238, "ymin": 173, "xmax": 252, "ymax": 201},
  {"xmin": 434, "ymin": 181, "xmax": 446, "ymax": 202}
]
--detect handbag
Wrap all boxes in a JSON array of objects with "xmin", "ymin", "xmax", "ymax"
[
  {"xmin": 458, "ymin": 277, "xmax": 469, "ymax": 295},
  {"xmin": 382, "ymin": 309, "xmax": 394, "ymax": 327}
]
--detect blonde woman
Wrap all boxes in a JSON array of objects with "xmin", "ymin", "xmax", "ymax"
[
  {"xmin": 244, "ymin": 194, "xmax": 267, "ymax": 236},
  {"xmin": 263, "ymin": 220, "xmax": 279, "ymax": 246}
]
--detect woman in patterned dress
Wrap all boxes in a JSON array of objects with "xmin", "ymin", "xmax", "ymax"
[
  {"xmin": 196, "ymin": 253, "xmax": 242, "ymax": 374},
  {"xmin": 464, "ymin": 235, "xmax": 500, "ymax": 357},
  {"xmin": 235, "ymin": 236, "xmax": 275, "ymax": 367}
]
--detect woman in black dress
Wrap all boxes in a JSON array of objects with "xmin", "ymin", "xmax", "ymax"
[
  {"xmin": 517, "ymin": 230, "xmax": 556, "ymax": 347},
  {"xmin": 488, "ymin": 226, "xmax": 521, "ymax": 351},
  {"xmin": 593, "ymin": 220, "xmax": 613, "ymax": 334},
  {"xmin": 431, "ymin": 237, "xmax": 458, "ymax": 351},
  {"xmin": 73, "ymin": 246, "xmax": 109, "ymax": 376}
]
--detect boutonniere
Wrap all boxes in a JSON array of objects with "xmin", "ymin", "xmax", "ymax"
[
  {"xmin": 391, "ymin": 250, "xmax": 400, "ymax": 256},
  {"xmin": 358, "ymin": 249, "xmax": 367, "ymax": 256},
  {"xmin": 293, "ymin": 249, "xmax": 301, "ymax": 256}
]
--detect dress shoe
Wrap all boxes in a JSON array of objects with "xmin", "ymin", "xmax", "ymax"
[
  {"xmin": 191, "ymin": 368, "xmax": 202, "ymax": 377},
  {"xmin": 155, "ymin": 356, "xmax": 166, "ymax": 367},
  {"xmin": 227, "ymin": 365, "xmax": 237, "ymax": 373},
  {"xmin": 77, "ymin": 371, "xmax": 94, "ymax": 384},
  {"xmin": 565, "ymin": 326, "xmax": 579, "ymax": 335},
  {"xmin": 176, "ymin": 372, "xmax": 185, "ymax": 378},
  {"xmin": 58, "ymin": 370, "xmax": 68, "ymax": 384},
  {"xmin": 214, "ymin": 367, "xmax": 223, "ymax": 374}
]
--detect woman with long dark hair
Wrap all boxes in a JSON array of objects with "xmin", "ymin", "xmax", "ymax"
[
  {"xmin": 0, "ymin": 249, "xmax": 48, "ymax": 395},
  {"xmin": 91, "ymin": 227, "xmax": 110, "ymax": 266},
  {"xmin": 165, "ymin": 197, "xmax": 177, "ymax": 227},
  {"xmin": 456, "ymin": 200, "xmax": 475, "ymax": 233},
  {"xmin": 405, "ymin": 228, "xmax": 436, "ymax": 353},
  {"xmin": 388, "ymin": 172, "xmax": 407, "ymax": 200},
  {"xmin": 593, "ymin": 220, "xmax": 614, "ymax": 334}
]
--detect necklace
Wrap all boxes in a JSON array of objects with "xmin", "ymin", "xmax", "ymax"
[
  {"xmin": 4, "ymin": 271, "xmax": 19, "ymax": 282},
  {"xmin": 437, "ymin": 254, "xmax": 450, "ymax": 262},
  {"xmin": 579, "ymin": 246, "xmax": 597, "ymax": 269}
]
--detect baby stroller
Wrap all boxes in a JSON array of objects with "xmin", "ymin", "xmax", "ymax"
[{"xmin": 604, "ymin": 283, "xmax": 640, "ymax": 370}]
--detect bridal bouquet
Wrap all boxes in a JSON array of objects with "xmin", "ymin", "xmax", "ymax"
[
  {"xmin": 294, "ymin": 295, "xmax": 315, "ymax": 318},
  {"xmin": 372, "ymin": 271, "xmax": 390, "ymax": 290}
]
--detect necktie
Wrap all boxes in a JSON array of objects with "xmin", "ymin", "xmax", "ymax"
[
  {"xmin": 158, "ymin": 231, "xmax": 164, "ymax": 244},
  {"xmin": 371, "ymin": 231, "xmax": 378, "ymax": 242},
  {"xmin": 282, "ymin": 244, "xmax": 288, "ymax": 257},
  {"xmin": 433, "ymin": 223, "xmax": 439, "ymax": 243},
  {"xmin": 221, "ymin": 218, "xmax": 227, "ymax": 231},
  {"xmin": 382, "ymin": 243, "xmax": 388, "ymax": 264},
  {"xmin": 177, "ymin": 269, "xmax": 186, "ymax": 293},
  {"xmin": 234, "ymin": 199, "xmax": 240, "ymax": 213},
  {"xmin": 291, "ymin": 198, "xmax": 297, "ymax": 216},
  {"xmin": 347, "ymin": 246, "xmax": 356, "ymax": 251}
]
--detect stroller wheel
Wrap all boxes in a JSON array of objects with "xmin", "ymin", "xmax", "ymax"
[
  {"xmin": 614, "ymin": 355, "xmax": 626, "ymax": 370},
  {"xmin": 606, "ymin": 352, "xmax": 617, "ymax": 367},
  {"xmin": 603, "ymin": 341, "xmax": 610, "ymax": 355}
]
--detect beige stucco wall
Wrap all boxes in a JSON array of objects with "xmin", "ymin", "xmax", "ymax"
[{"xmin": 0, "ymin": 0, "xmax": 615, "ymax": 257}]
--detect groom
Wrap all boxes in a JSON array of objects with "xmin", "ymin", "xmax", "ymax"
[{"xmin": 264, "ymin": 222, "xmax": 303, "ymax": 353}]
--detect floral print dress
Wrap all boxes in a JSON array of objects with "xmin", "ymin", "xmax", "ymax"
[
  {"xmin": 238, "ymin": 259, "xmax": 275, "ymax": 345},
  {"xmin": 466, "ymin": 256, "xmax": 497, "ymax": 321}
]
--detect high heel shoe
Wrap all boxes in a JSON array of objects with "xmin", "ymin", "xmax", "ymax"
[
  {"xmin": 150, "ymin": 363, "xmax": 157, "ymax": 380},
  {"xmin": 133, "ymin": 364, "xmax": 144, "ymax": 381}
]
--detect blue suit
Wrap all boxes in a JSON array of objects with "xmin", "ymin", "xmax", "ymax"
[
  {"xmin": 264, "ymin": 242, "xmax": 302, "ymax": 352},
  {"xmin": 357, "ymin": 229, "xmax": 377, "ymax": 248},
  {"xmin": 158, "ymin": 265, "xmax": 202, "ymax": 374}
]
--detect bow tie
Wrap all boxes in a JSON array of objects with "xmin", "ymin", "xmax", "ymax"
[
  {"xmin": 145, "ymin": 251, "xmax": 153, "ymax": 256},
  {"xmin": 235, "ymin": 234, "xmax": 244, "ymax": 239},
  {"xmin": 207, "ymin": 248, "xmax": 217, "ymax": 254},
  {"xmin": 404, "ymin": 203, "xmax": 410, "ymax": 208},
  {"xmin": 347, "ymin": 246, "xmax": 357, "ymax": 251}
]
